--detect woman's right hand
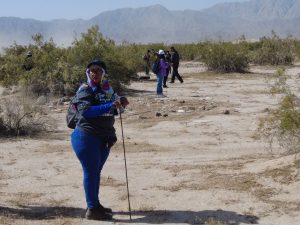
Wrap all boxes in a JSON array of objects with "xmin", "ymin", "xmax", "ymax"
[
  {"xmin": 112, "ymin": 100, "xmax": 122, "ymax": 108},
  {"xmin": 120, "ymin": 96, "xmax": 129, "ymax": 108}
]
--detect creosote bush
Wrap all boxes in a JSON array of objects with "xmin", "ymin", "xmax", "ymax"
[
  {"xmin": 200, "ymin": 42, "xmax": 249, "ymax": 73},
  {"xmin": 1, "ymin": 29, "xmax": 300, "ymax": 96},
  {"xmin": 259, "ymin": 68, "xmax": 300, "ymax": 154},
  {"xmin": 249, "ymin": 32, "xmax": 295, "ymax": 65},
  {"xmin": 0, "ymin": 97, "xmax": 49, "ymax": 136},
  {"xmin": 0, "ymin": 26, "xmax": 133, "ymax": 96}
]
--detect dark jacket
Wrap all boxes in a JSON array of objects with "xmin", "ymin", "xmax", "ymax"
[
  {"xmin": 171, "ymin": 50, "xmax": 180, "ymax": 68},
  {"xmin": 74, "ymin": 85, "xmax": 117, "ymax": 137}
]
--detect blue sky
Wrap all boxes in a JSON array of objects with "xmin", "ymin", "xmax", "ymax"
[{"xmin": 0, "ymin": 0, "xmax": 249, "ymax": 21}]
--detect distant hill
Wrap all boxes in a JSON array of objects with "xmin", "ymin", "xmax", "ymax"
[{"xmin": 0, "ymin": 0, "xmax": 300, "ymax": 50}]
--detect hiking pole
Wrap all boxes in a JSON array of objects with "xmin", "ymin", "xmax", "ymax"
[{"xmin": 119, "ymin": 108, "xmax": 132, "ymax": 220}]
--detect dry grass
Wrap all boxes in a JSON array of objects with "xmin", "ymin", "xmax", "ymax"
[
  {"xmin": 184, "ymin": 72, "xmax": 257, "ymax": 81},
  {"xmin": 137, "ymin": 204, "xmax": 155, "ymax": 212},
  {"xmin": 203, "ymin": 218, "xmax": 228, "ymax": 225},
  {"xmin": 37, "ymin": 144, "xmax": 69, "ymax": 154},
  {"xmin": 101, "ymin": 176, "xmax": 125, "ymax": 187},
  {"xmin": 8, "ymin": 192, "xmax": 45, "ymax": 206},
  {"xmin": 0, "ymin": 216, "xmax": 15, "ymax": 225},
  {"xmin": 259, "ymin": 165, "xmax": 299, "ymax": 184}
]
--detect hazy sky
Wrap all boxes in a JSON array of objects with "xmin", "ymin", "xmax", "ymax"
[{"xmin": 0, "ymin": 0, "xmax": 249, "ymax": 21}]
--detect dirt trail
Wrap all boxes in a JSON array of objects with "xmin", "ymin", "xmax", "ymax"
[{"xmin": 1, "ymin": 62, "xmax": 300, "ymax": 225}]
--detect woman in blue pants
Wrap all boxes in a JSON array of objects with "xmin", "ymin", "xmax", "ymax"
[{"xmin": 71, "ymin": 59, "xmax": 129, "ymax": 221}]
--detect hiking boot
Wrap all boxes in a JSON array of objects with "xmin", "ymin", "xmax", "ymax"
[
  {"xmin": 99, "ymin": 203, "xmax": 113, "ymax": 213},
  {"xmin": 85, "ymin": 207, "xmax": 113, "ymax": 221},
  {"xmin": 163, "ymin": 85, "xmax": 168, "ymax": 88}
]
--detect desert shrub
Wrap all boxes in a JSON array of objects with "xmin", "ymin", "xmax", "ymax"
[
  {"xmin": 0, "ymin": 97, "xmax": 50, "ymax": 136},
  {"xmin": 249, "ymin": 33, "xmax": 295, "ymax": 65},
  {"xmin": 62, "ymin": 26, "xmax": 133, "ymax": 94},
  {"xmin": 0, "ymin": 26, "xmax": 133, "ymax": 96},
  {"xmin": 0, "ymin": 35, "xmax": 66, "ymax": 96},
  {"xmin": 170, "ymin": 43, "xmax": 204, "ymax": 61},
  {"xmin": 294, "ymin": 40, "xmax": 300, "ymax": 60},
  {"xmin": 259, "ymin": 68, "xmax": 300, "ymax": 154},
  {"xmin": 200, "ymin": 42, "xmax": 249, "ymax": 72},
  {"xmin": 0, "ymin": 44, "xmax": 27, "ymax": 87}
]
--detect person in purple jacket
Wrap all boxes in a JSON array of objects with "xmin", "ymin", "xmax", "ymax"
[{"xmin": 156, "ymin": 49, "xmax": 169, "ymax": 97}]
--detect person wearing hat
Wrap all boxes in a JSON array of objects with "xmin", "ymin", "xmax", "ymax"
[
  {"xmin": 156, "ymin": 49, "xmax": 169, "ymax": 97},
  {"xmin": 23, "ymin": 51, "xmax": 33, "ymax": 71},
  {"xmin": 70, "ymin": 59, "xmax": 129, "ymax": 221}
]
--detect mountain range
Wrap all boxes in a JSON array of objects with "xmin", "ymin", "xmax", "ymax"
[{"xmin": 0, "ymin": 0, "xmax": 300, "ymax": 50}]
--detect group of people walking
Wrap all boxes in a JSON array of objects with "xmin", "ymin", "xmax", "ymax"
[{"xmin": 143, "ymin": 46, "xmax": 184, "ymax": 97}]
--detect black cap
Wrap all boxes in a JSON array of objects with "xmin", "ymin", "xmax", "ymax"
[{"xmin": 87, "ymin": 59, "xmax": 107, "ymax": 72}]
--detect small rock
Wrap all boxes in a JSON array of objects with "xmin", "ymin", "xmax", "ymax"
[
  {"xmin": 36, "ymin": 96, "xmax": 47, "ymax": 105},
  {"xmin": 223, "ymin": 109, "xmax": 230, "ymax": 115},
  {"xmin": 156, "ymin": 112, "xmax": 162, "ymax": 117},
  {"xmin": 139, "ymin": 116, "xmax": 148, "ymax": 119}
]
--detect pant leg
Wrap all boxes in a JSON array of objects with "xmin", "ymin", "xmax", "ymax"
[
  {"xmin": 145, "ymin": 64, "xmax": 149, "ymax": 75},
  {"xmin": 163, "ymin": 74, "xmax": 168, "ymax": 86},
  {"xmin": 95, "ymin": 145, "xmax": 110, "ymax": 202},
  {"xmin": 156, "ymin": 74, "xmax": 163, "ymax": 95},
  {"xmin": 71, "ymin": 128, "xmax": 110, "ymax": 208},
  {"xmin": 171, "ymin": 67, "xmax": 176, "ymax": 82},
  {"xmin": 173, "ymin": 66, "xmax": 183, "ymax": 83}
]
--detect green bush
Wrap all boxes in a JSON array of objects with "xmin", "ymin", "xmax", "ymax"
[
  {"xmin": 1, "ymin": 29, "xmax": 299, "ymax": 96},
  {"xmin": 200, "ymin": 42, "xmax": 249, "ymax": 72},
  {"xmin": 0, "ymin": 26, "xmax": 133, "ymax": 96},
  {"xmin": 259, "ymin": 68, "xmax": 300, "ymax": 154},
  {"xmin": 249, "ymin": 32, "xmax": 295, "ymax": 65}
]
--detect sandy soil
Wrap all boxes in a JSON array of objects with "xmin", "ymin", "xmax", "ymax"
[{"xmin": 1, "ymin": 62, "xmax": 300, "ymax": 225}]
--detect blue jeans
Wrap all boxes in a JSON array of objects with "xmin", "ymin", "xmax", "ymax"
[
  {"xmin": 156, "ymin": 74, "xmax": 163, "ymax": 95},
  {"xmin": 71, "ymin": 128, "xmax": 110, "ymax": 208}
]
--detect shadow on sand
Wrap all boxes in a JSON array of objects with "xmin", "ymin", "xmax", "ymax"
[
  {"xmin": 0, "ymin": 205, "xmax": 85, "ymax": 220},
  {"xmin": 114, "ymin": 209, "xmax": 259, "ymax": 225},
  {"xmin": 0, "ymin": 206, "xmax": 259, "ymax": 224}
]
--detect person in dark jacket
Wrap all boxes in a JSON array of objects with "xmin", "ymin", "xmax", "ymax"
[
  {"xmin": 169, "ymin": 46, "xmax": 184, "ymax": 83},
  {"xmin": 163, "ymin": 50, "xmax": 171, "ymax": 88},
  {"xmin": 143, "ymin": 49, "xmax": 151, "ymax": 75},
  {"xmin": 71, "ymin": 59, "xmax": 129, "ymax": 221}
]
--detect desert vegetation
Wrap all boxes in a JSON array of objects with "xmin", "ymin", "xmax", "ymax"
[
  {"xmin": 259, "ymin": 67, "xmax": 300, "ymax": 154},
  {"xmin": 0, "ymin": 26, "xmax": 299, "ymax": 96}
]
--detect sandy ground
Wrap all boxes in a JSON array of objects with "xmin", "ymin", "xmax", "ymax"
[{"xmin": 1, "ymin": 62, "xmax": 300, "ymax": 225}]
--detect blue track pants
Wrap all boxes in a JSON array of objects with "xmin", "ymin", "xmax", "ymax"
[{"xmin": 71, "ymin": 128, "xmax": 110, "ymax": 208}]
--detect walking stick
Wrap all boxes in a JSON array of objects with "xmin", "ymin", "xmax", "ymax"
[{"xmin": 119, "ymin": 109, "xmax": 132, "ymax": 220}]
